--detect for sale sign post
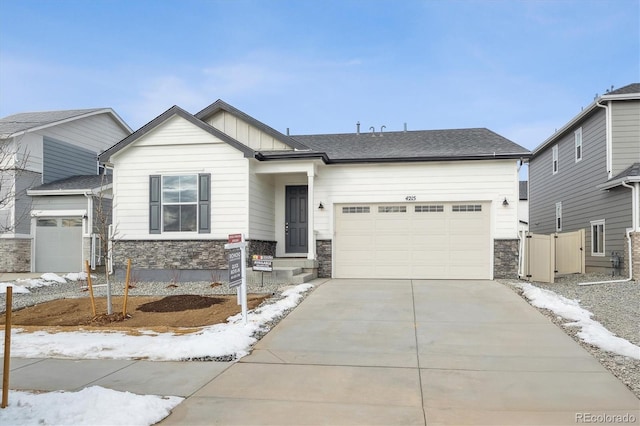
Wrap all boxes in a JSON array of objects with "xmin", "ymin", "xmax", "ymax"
[{"xmin": 224, "ymin": 233, "xmax": 248, "ymax": 324}]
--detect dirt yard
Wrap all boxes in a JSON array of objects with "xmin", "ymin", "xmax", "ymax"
[{"xmin": 0, "ymin": 294, "xmax": 270, "ymax": 334}]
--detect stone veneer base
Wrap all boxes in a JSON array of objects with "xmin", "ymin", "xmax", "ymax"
[{"xmin": 0, "ymin": 238, "xmax": 31, "ymax": 272}]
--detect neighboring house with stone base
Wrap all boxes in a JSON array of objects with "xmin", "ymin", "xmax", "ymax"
[
  {"xmin": 98, "ymin": 100, "xmax": 530, "ymax": 282},
  {"xmin": 529, "ymin": 83, "xmax": 640, "ymax": 280},
  {"xmin": 0, "ymin": 109, "xmax": 131, "ymax": 272}
]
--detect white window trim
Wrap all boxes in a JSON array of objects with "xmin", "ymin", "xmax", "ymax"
[
  {"xmin": 552, "ymin": 144, "xmax": 559, "ymax": 175},
  {"xmin": 574, "ymin": 127, "xmax": 583, "ymax": 163},
  {"xmin": 162, "ymin": 174, "xmax": 198, "ymax": 233},
  {"xmin": 590, "ymin": 219, "xmax": 605, "ymax": 257},
  {"xmin": 555, "ymin": 202, "xmax": 562, "ymax": 232}
]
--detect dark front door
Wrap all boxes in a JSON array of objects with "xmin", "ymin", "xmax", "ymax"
[{"xmin": 285, "ymin": 185, "xmax": 308, "ymax": 253}]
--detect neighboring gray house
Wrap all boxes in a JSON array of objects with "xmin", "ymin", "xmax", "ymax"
[
  {"xmin": 529, "ymin": 83, "xmax": 640, "ymax": 278},
  {"xmin": 0, "ymin": 109, "xmax": 131, "ymax": 272}
]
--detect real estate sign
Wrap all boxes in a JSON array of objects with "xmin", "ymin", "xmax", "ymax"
[
  {"xmin": 228, "ymin": 250, "xmax": 242, "ymax": 288},
  {"xmin": 252, "ymin": 255, "xmax": 273, "ymax": 272}
]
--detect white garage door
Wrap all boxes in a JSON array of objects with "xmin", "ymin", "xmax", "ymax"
[
  {"xmin": 334, "ymin": 202, "xmax": 491, "ymax": 279},
  {"xmin": 35, "ymin": 217, "xmax": 83, "ymax": 272}
]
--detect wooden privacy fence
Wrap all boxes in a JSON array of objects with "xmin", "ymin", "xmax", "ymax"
[{"xmin": 523, "ymin": 229, "xmax": 585, "ymax": 283}]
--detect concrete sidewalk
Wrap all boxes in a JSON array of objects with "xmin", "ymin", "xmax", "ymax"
[{"xmin": 3, "ymin": 279, "xmax": 639, "ymax": 425}]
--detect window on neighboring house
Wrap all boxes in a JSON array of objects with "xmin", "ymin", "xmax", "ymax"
[
  {"xmin": 149, "ymin": 173, "xmax": 210, "ymax": 234},
  {"xmin": 591, "ymin": 220, "xmax": 605, "ymax": 256},
  {"xmin": 555, "ymin": 202, "xmax": 562, "ymax": 232},
  {"xmin": 575, "ymin": 128, "xmax": 583, "ymax": 162},
  {"xmin": 552, "ymin": 145, "xmax": 559, "ymax": 174}
]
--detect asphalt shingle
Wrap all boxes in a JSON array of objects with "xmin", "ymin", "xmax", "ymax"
[
  {"xmin": 0, "ymin": 109, "xmax": 105, "ymax": 137},
  {"xmin": 290, "ymin": 128, "xmax": 529, "ymax": 161}
]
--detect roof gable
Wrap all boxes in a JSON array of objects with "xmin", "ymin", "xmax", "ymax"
[
  {"xmin": 195, "ymin": 100, "xmax": 309, "ymax": 151},
  {"xmin": 532, "ymin": 82, "xmax": 639, "ymax": 156},
  {"xmin": 99, "ymin": 105, "xmax": 255, "ymax": 163},
  {"xmin": 0, "ymin": 108, "xmax": 131, "ymax": 139}
]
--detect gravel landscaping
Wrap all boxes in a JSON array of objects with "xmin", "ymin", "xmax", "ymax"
[
  {"xmin": 500, "ymin": 273, "xmax": 640, "ymax": 398},
  {"xmin": 1, "ymin": 273, "xmax": 288, "ymax": 313}
]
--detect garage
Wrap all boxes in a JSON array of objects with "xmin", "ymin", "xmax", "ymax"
[
  {"xmin": 35, "ymin": 216, "xmax": 83, "ymax": 272},
  {"xmin": 334, "ymin": 202, "xmax": 491, "ymax": 279}
]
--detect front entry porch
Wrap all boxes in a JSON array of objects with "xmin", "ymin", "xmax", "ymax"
[{"xmin": 248, "ymin": 258, "xmax": 318, "ymax": 285}]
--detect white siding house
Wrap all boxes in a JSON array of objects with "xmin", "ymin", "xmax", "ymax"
[{"xmin": 99, "ymin": 100, "xmax": 529, "ymax": 281}]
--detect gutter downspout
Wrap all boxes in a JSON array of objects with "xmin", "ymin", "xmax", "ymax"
[
  {"xmin": 579, "ymin": 181, "xmax": 637, "ymax": 286},
  {"xmin": 595, "ymin": 100, "xmax": 613, "ymax": 178}
]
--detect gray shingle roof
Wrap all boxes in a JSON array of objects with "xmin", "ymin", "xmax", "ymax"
[
  {"xmin": 608, "ymin": 83, "xmax": 640, "ymax": 95},
  {"xmin": 0, "ymin": 109, "xmax": 105, "ymax": 138},
  {"xmin": 29, "ymin": 175, "xmax": 112, "ymax": 192},
  {"xmin": 611, "ymin": 162, "xmax": 640, "ymax": 181},
  {"xmin": 289, "ymin": 128, "xmax": 529, "ymax": 161}
]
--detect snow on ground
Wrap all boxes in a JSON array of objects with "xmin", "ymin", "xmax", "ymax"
[
  {"xmin": 0, "ymin": 386, "xmax": 182, "ymax": 426},
  {"xmin": 0, "ymin": 280, "xmax": 313, "ymax": 425},
  {"xmin": 516, "ymin": 282, "xmax": 640, "ymax": 360},
  {"xmin": 0, "ymin": 272, "xmax": 91, "ymax": 293},
  {"xmin": 0, "ymin": 283, "xmax": 30, "ymax": 294},
  {"xmin": 3, "ymin": 282, "xmax": 314, "ymax": 361}
]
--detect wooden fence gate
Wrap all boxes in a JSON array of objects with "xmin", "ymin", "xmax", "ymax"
[{"xmin": 523, "ymin": 229, "xmax": 585, "ymax": 283}]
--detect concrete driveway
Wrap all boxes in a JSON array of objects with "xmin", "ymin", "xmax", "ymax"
[{"xmin": 162, "ymin": 279, "xmax": 640, "ymax": 425}]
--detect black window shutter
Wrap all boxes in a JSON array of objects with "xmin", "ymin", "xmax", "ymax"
[
  {"xmin": 198, "ymin": 173, "xmax": 211, "ymax": 233},
  {"xmin": 149, "ymin": 175, "xmax": 161, "ymax": 234}
]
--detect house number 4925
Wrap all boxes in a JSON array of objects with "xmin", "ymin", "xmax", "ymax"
[{"xmin": 405, "ymin": 195, "xmax": 416, "ymax": 201}]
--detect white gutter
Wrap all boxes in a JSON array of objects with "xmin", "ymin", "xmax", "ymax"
[
  {"xmin": 622, "ymin": 181, "xmax": 640, "ymax": 232},
  {"xmin": 31, "ymin": 209, "xmax": 87, "ymax": 217},
  {"xmin": 595, "ymin": 100, "xmax": 614, "ymax": 178},
  {"xmin": 579, "ymin": 181, "xmax": 637, "ymax": 286}
]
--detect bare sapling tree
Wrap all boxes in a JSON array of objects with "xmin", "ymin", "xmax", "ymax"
[{"xmin": 92, "ymin": 168, "xmax": 117, "ymax": 315}]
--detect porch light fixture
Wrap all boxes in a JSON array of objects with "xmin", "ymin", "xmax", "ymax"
[
  {"xmin": 502, "ymin": 197, "xmax": 509, "ymax": 207},
  {"xmin": 318, "ymin": 202, "xmax": 325, "ymax": 210}
]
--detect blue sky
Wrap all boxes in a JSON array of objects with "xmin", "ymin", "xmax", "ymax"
[{"xmin": 0, "ymin": 0, "xmax": 638, "ymax": 153}]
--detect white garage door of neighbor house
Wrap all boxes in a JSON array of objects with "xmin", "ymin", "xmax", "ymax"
[
  {"xmin": 334, "ymin": 202, "xmax": 491, "ymax": 279},
  {"xmin": 35, "ymin": 217, "xmax": 83, "ymax": 272}
]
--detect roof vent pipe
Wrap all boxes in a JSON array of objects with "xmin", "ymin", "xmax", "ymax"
[
  {"xmin": 286, "ymin": 128, "xmax": 290, "ymax": 136},
  {"xmin": 380, "ymin": 125, "xmax": 386, "ymax": 136},
  {"xmin": 356, "ymin": 121, "xmax": 360, "ymax": 135},
  {"xmin": 404, "ymin": 122, "xmax": 407, "ymax": 132},
  {"xmin": 370, "ymin": 126, "xmax": 376, "ymax": 136}
]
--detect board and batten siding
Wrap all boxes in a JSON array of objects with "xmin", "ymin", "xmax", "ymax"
[
  {"xmin": 313, "ymin": 159, "xmax": 520, "ymax": 240},
  {"xmin": 611, "ymin": 100, "xmax": 640, "ymax": 176},
  {"xmin": 111, "ymin": 115, "xmax": 249, "ymax": 240},
  {"xmin": 206, "ymin": 111, "xmax": 292, "ymax": 151},
  {"xmin": 529, "ymin": 108, "xmax": 632, "ymax": 271}
]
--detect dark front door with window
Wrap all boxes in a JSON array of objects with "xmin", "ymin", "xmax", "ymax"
[{"xmin": 285, "ymin": 185, "xmax": 308, "ymax": 253}]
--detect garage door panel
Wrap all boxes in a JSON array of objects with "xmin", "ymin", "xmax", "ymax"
[
  {"xmin": 36, "ymin": 217, "xmax": 83, "ymax": 272},
  {"xmin": 376, "ymin": 235, "xmax": 411, "ymax": 247},
  {"xmin": 340, "ymin": 235, "xmax": 374, "ymax": 248},
  {"xmin": 374, "ymin": 250, "xmax": 411, "ymax": 262},
  {"xmin": 335, "ymin": 202, "xmax": 491, "ymax": 279}
]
